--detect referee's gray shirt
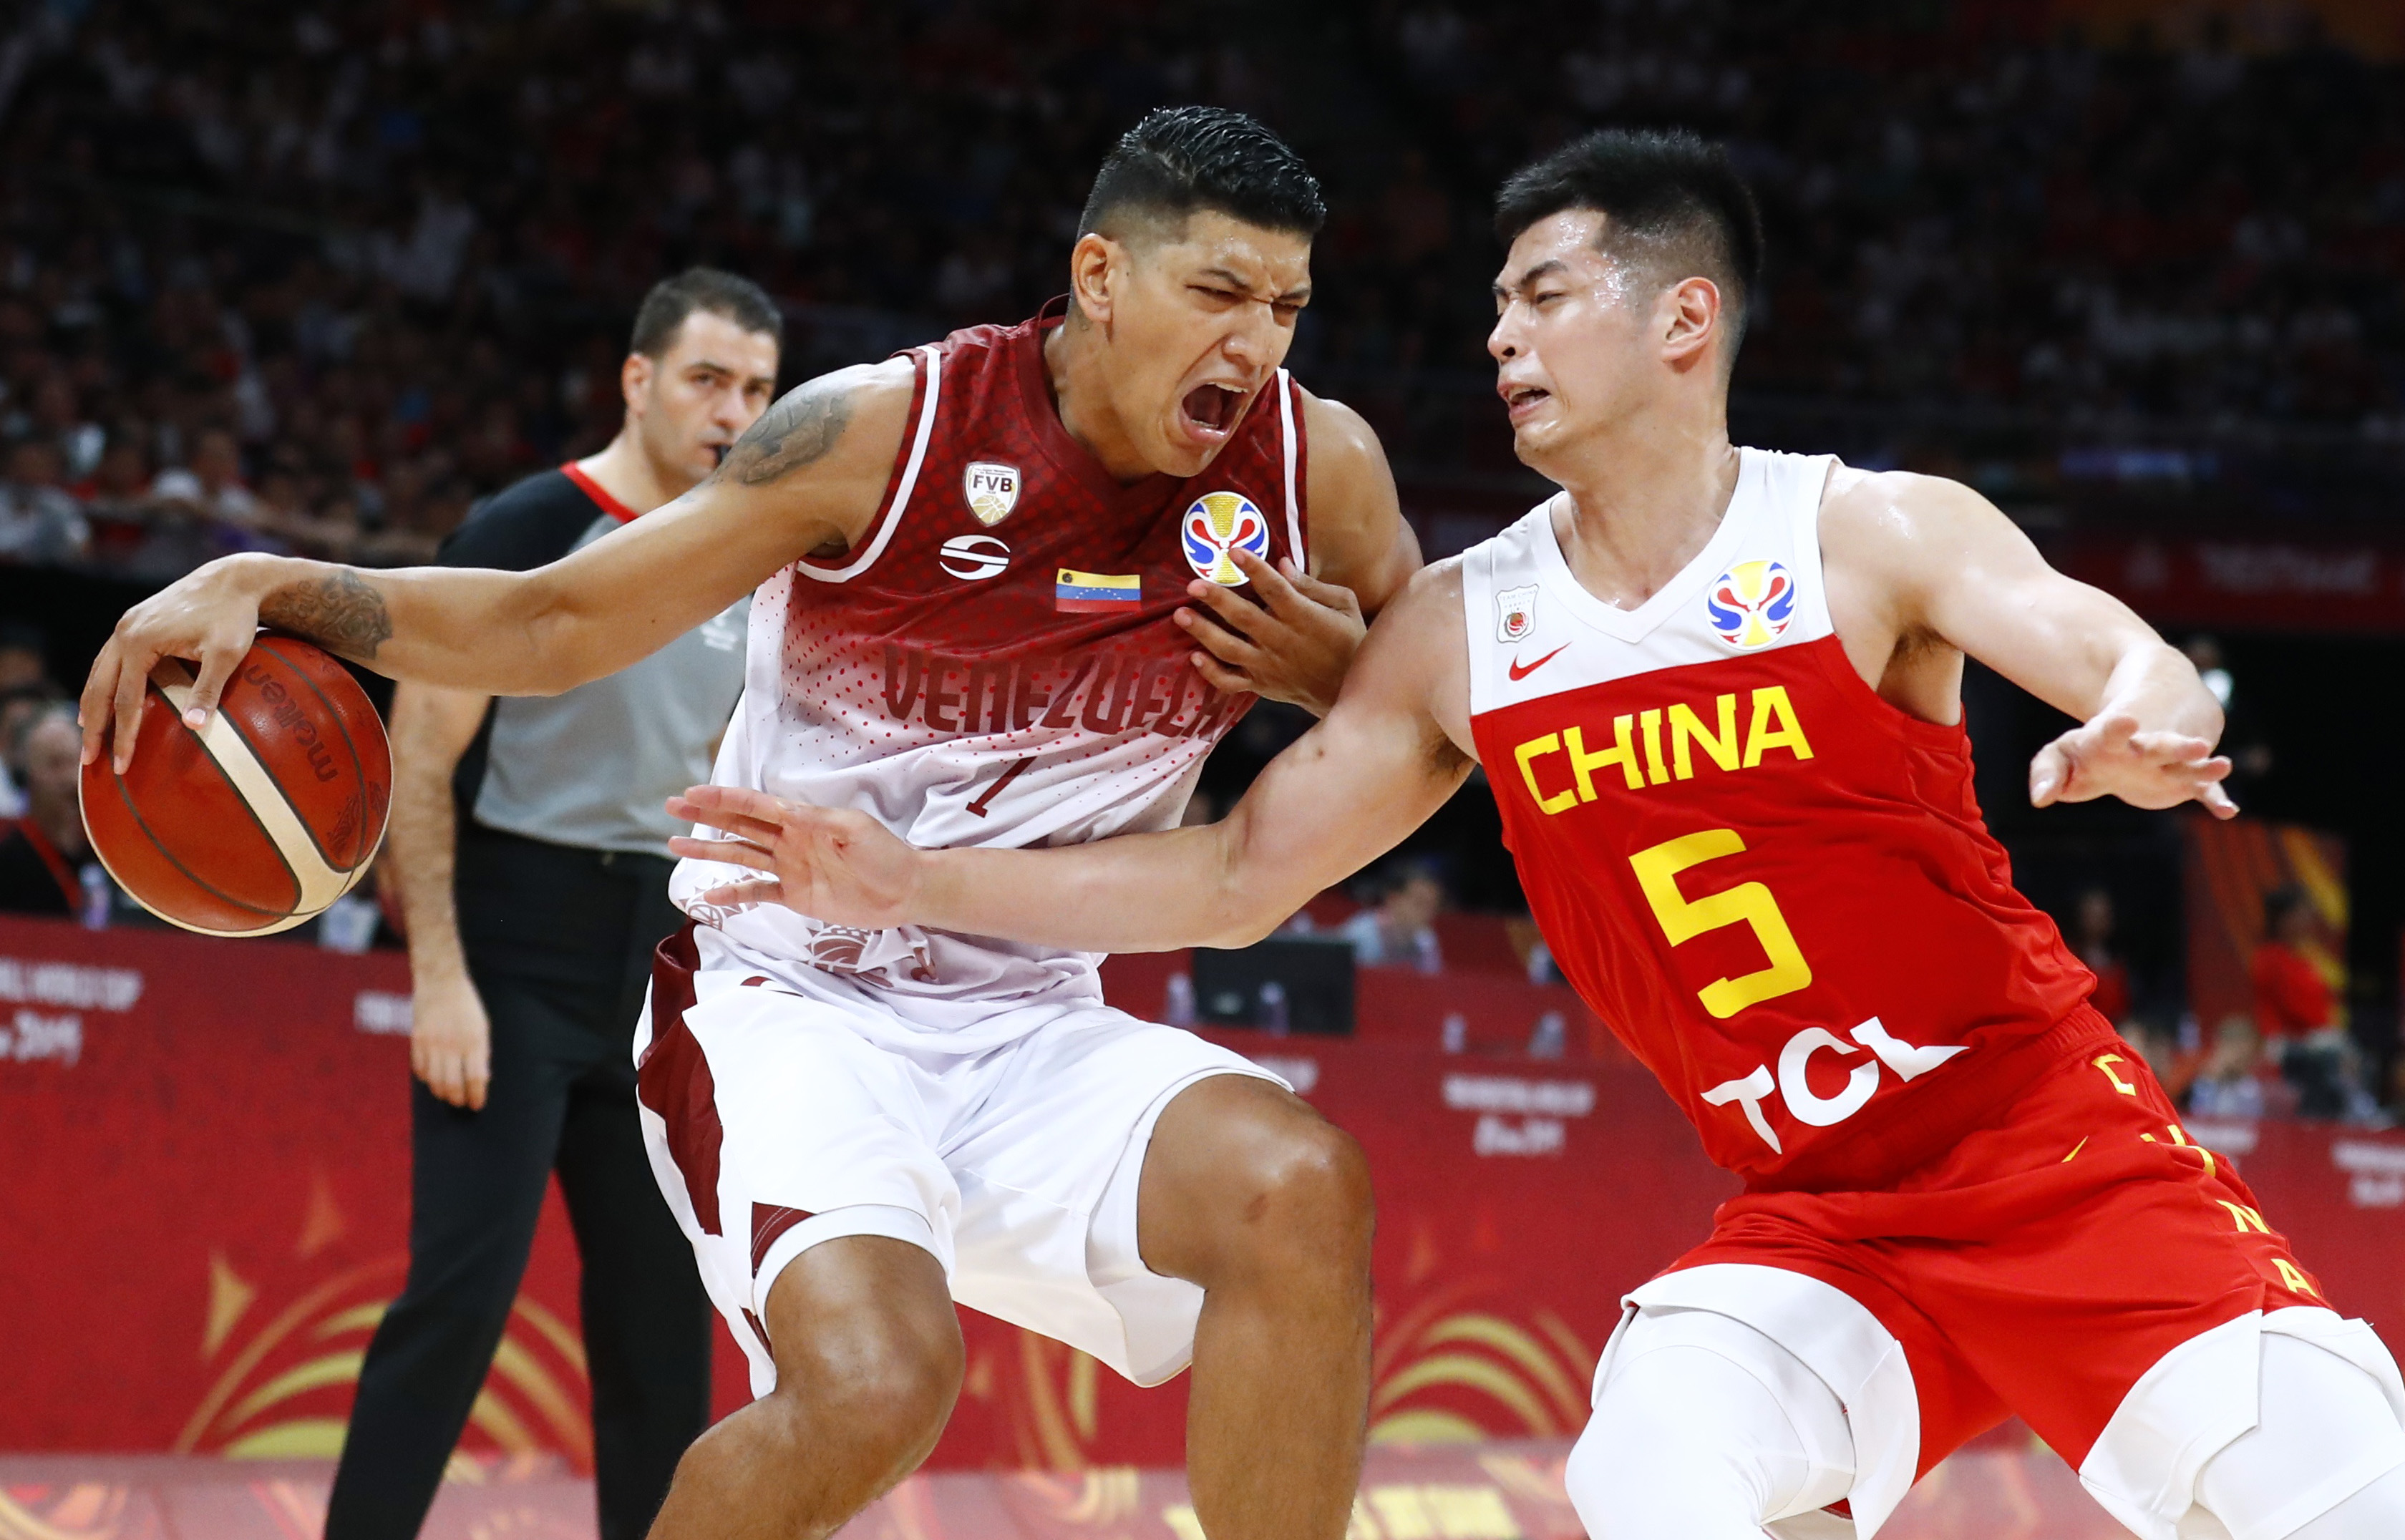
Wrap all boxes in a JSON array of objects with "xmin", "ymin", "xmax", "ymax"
[{"xmin": 441, "ymin": 465, "xmax": 747, "ymax": 857}]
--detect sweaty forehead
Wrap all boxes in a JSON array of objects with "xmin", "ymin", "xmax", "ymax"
[
  {"xmin": 1138, "ymin": 210, "xmax": 1313, "ymax": 294},
  {"xmin": 1496, "ymin": 209, "xmax": 1618, "ymax": 291}
]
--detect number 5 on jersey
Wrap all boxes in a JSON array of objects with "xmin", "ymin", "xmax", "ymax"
[{"xmin": 1630, "ymin": 828, "xmax": 1811, "ymax": 1018}]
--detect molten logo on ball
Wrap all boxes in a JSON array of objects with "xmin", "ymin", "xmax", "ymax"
[{"xmin": 81, "ymin": 636, "xmax": 390, "ymax": 937}]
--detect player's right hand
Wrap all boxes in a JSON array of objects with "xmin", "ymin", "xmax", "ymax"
[
  {"xmin": 79, "ymin": 554, "xmax": 274, "ymax": 774},
  {"xmin": 667, "ymin": 786, "xmax": 925, "ymax": 928},
  {"xmin": 411, "ymin": 970, "xmax": 492, "ymax": 1111}
]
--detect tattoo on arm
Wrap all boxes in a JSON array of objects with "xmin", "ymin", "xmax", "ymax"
[
  {"xmin": 717, "ymin": 377, "xmax": 855, "ymax": 487},
  {"xmin": 261, "ymin": 568, "xmax": 395, "ymax": 660}
]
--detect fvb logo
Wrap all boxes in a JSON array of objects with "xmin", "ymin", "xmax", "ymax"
[{"xmin": 176, "ymin": 1167, "xmax": 591, "ymax": 1466}]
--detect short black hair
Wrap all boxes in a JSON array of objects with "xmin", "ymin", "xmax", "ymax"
[
  {"xmin": 1495, "ymin": 129, "xmax": 1764, "ymax": 352},
  {"xmin": 1079, "ymin": 106, "xmax": 1326, "ymax": 243},
  {"xmin": 628, "ymin": 268, "xmax": 784, "ymax": 359}
]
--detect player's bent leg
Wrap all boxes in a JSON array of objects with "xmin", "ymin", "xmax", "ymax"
[
  {"xmin": 646, "ymin": 1235, "xmax": 963, "ymax": 1540},
  {"xmin": 1567, "ymin": 1309, "xmax": 1854, "ymax": 1540},
  {"xmin": 1136, "ymin": 1075, "xmax": 1376, "ymax": 1540},
  {"xmin": 2178, "ymin": 1327, "xmax": 2405, "ymax": 1540}
]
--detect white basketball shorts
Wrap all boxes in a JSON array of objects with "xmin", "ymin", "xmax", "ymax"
[{"xmin": 632, "ymin": 926, "xmax": 1283, "ymax": 1397}]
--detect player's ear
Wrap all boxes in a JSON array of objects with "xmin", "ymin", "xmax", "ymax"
[
  {"xmin": 1661, "ymin": 276, "xmax": 1721, "ymax": 373},
  {"xmin": 621, "ymin": 351, "xmax": 656, "ymax": 414},
  {"xmin": 1069, "ymin": 232, "xmax": 1122, "ymax": 328}
]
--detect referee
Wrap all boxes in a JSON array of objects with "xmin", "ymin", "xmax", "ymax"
[{"xmin": 328, "ymin": 271, "xmax": 781, "ymax": 1540}]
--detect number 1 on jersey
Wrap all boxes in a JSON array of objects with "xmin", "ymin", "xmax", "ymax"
[
  {"xmin": 967, "ymin": 756, "xmax": 1036, "ymax": 819},
  {"xmin": 1630, "ymin": 829, "xmax": 1812, "ymax": 1018}
]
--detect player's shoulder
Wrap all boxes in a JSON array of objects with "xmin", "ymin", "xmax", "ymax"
[
  {"xmin": 722, "ymin": 356, "xmax": 918, "ymax": 492},
  {"xmin": 805, "ymin": 354, "xmax": 919, "ymax": 420},
  {"xmin": 1818, "ymin": 463, "xmax": 2009, "ymax": 568},
  {"xmin": 1295, "ymin": 384, "xmax": 1378, "ymax": 459},
  {"xmin": 439, "ymin": 467, "xmax": 605, "ymax": 570},
  {"xmin": 1821, "ymin": 463, "xmax": 1996, "ymax": 528},
  {"xmin": 1377, "ymin": 552, "xmax": 1468, "ymax": 631}
]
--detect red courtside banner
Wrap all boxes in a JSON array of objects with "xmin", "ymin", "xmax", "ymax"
[{"xmin": 4, "ymin": 913, "xmax": 2401, "ymax": 1482}]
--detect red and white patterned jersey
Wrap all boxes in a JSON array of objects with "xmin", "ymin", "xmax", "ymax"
[
  {"xmin": 671, "ymin": 301, "xmax": 1308, "ymax": 1047},
  {"xmin": 1462, "ymin": 449, "xmax": 2098, "ymax": 1191}
]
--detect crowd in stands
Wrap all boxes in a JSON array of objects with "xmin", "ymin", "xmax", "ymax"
[
  {"xmin": 1, "ymin": 1, "xmax": 2399, "ymax": 1114},
  {"xmin": 1368, "ymin": 0, "xmax": 2405, "ymax": 432},
  {"xmin": 0, "ymin": 3, "xmax": 2399, "ymax": 578}
]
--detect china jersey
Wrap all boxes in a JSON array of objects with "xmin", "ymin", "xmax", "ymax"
[
  {"xmin": 669, "ymin": 300, "xmax": 1307, "ymax": 1048},
  {"xmin": 1462, "ymin": 448, "xmax": 2097, "ymax": 1191}
]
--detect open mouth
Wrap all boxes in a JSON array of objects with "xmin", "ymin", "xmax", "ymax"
[
  {"xmin": 1179, "ymin": 382, "xmax": 1248, "ymax": 439},
  {"xmin": 1502, "ymin": 384, "xmax": 1551, "ymax": 421}
]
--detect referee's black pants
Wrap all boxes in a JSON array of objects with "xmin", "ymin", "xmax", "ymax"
[{"xmin": 327, "ymin": 829, "xmax": 711, "ymax": 1540}]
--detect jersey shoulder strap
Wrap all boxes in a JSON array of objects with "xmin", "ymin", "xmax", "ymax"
[
  {"xmin": 1462, "ymin": 449, "xmax": 1843, "ymax": 716},
  {"xmin": 1459, "ymin": 499, "xmax": 1563, "ymax": 717}
]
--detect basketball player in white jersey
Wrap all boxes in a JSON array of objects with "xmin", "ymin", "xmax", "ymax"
[
  {"xmin": 82, "ymin": 110, "xmax": 1418, "ymax": 1540},
  {"xmin": 661, "ymin": 132, "xmax": 2405, "ymax": 1540}
]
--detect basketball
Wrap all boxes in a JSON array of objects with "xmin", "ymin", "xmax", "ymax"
[{"xmin": 79, "ymin": 635, "xmax": 392, "ymax": 937}]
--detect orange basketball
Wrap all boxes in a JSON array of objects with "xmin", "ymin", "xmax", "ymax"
[{"xmin": 81, "ymin": 635, "xmax": 392, "ymax": 937}]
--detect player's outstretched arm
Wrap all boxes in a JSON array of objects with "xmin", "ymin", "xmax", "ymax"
[
  {"xmin": 1825, "ymin": 469, "xmax": 2236, "ymax": 819},
  {"xmin": 669, "ymin": 562, "xmax": 1479, "ymax": 952},
  {"xmin": 78, "ymin": 360, "xmax": 914, "ymax": 772}
]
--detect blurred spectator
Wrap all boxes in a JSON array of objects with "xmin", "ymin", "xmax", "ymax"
[
  {"xmin": 2073, "ymin": 887, "xmax": 2133, "ymax": 1027},
  {"xmin": 0, "ymin": 683, "xmax": 56, "ymax": 819},
  {"xmin": 0, "ymin": 626, "xmax": 56, "ymax": 818},
  {"xmin": 1341, "ymin": 860, "xmax": 1445, "ymax": 973},
  {"xmin": 0, "ymin": 708, "xmax": 89, "ymax": 916},
  {"xmin": 150, "ymin": 427, "xmax": 266, "ymax": 537},
  {"xmin": 0, "ymin": 625, "xmax": 46, "ymax": 693},
  {"xmin": 2187, "ymin": 1015, "xmax": 2268, "ymax": 1121},
  {"xmin": 0, "ymin": 440, "xmax": 89, "ymax": 565},
  {"xmin": 2251, "ymin": 884, "xmax": 2361, "ymax": 1120}
]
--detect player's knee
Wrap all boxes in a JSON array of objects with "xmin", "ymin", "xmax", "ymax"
[
  {"xmin": 762, "ymin": 1286, "xmax": 963, "ymax": 1471},
  {"xmin": 2187, "ymin": 1330, "xmax": 2405, "ymax": 1540},
  {"xmin": 1219, "ymin": 1115, "xmax": 1374, "ymax": 1278},
  {"xmin": 1568, "ymin": 1344, "xmax": 1813, "ymax": 1540}
]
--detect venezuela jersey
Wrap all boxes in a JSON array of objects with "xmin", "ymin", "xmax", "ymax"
[
  {"xmin": 670, "ymin": 300, "xmax": 1308, "ymax": 1048},
  {"xmin": 1462, "ymin": 448, "xmax": 2100, "ymax": 1191}
]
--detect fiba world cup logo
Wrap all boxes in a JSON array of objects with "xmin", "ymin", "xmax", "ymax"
[
  {"xmin": 1181, "ymin": 491, "xmax": 1270, "ymax": 586},
  {"xmin": 1705, "ymin": 560, "xmax": 1797, "ymax": 650}
]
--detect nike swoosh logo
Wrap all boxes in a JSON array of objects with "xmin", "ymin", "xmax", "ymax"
[{"xmin": 1508, "ymin": 644, "xmax": 1570, "ymax": 681}]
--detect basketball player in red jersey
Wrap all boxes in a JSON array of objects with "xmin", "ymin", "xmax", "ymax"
[
  {"xmin": 668, "ymin": 132, "xmax": 2405, "ymax": 1539},
  {"xmin": 82, "ymin": 110, "xmax": 1419, "ymax": 1540}
]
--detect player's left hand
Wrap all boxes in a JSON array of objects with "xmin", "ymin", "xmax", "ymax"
[
  {"xmin": 666, "ymin": 785, "xmax": 925, "ymax": 926},
  {"xmin": 2030, "ymin": 711, "xmax": 2238, "ymax": 819},
  {"xmin": 1176, "ymin": 547, "xmax": 1366, "ymax": 717}
]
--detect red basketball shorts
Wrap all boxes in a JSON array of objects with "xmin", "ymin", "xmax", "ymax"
[{"xmin": 1608, "ymin": 1012, "xmax": 2395, "ymax": 1534}]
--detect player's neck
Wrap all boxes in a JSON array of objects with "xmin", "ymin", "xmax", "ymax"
[
  {"xmin": 1041, "ymin": 320, "xmax": 1154, "ymax": 484},
  {"xmin": 1545, "ymin": 406, "xmax": 1741, "ymax": 611},
  {"xmin": 576, "ymin": 430, "xmax": 687, "ymax": 515}
]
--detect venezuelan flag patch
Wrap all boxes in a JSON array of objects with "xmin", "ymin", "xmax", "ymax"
[{"xmin": 1055, "ymin": 569, "xmax": 1142, "ymax": 613}]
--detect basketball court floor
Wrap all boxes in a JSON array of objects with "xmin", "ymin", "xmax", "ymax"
[{"xmin": 0, "ymin": 1438, "xmax": 2128, "ymax": 1540}]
